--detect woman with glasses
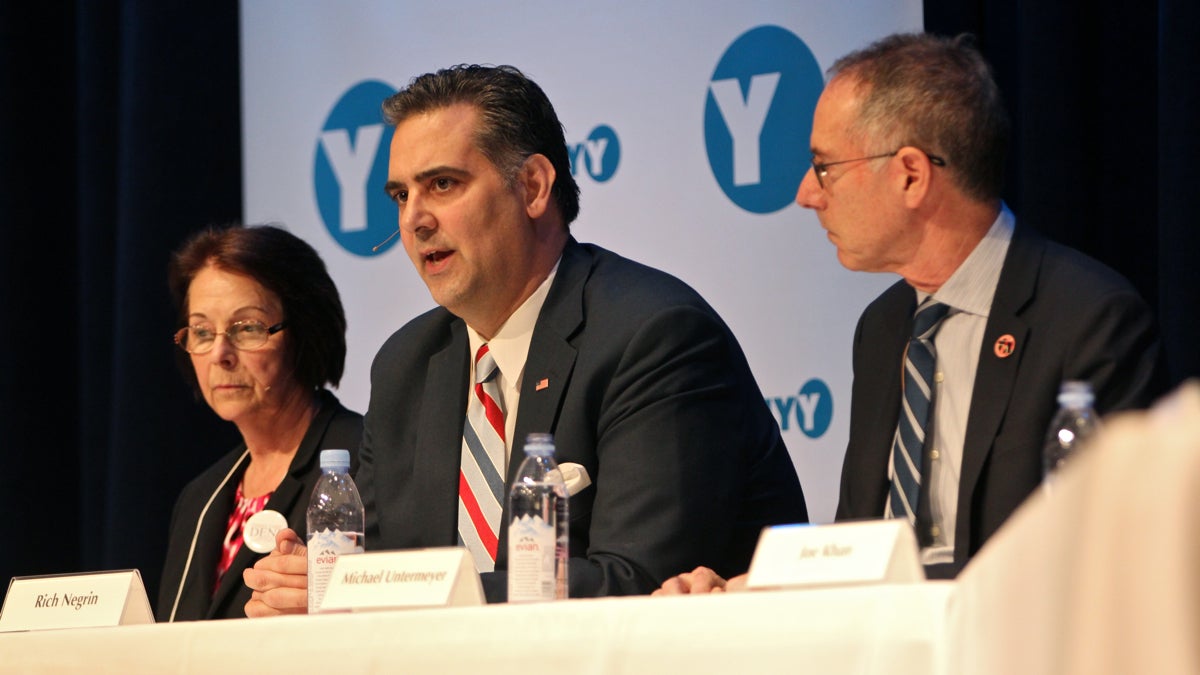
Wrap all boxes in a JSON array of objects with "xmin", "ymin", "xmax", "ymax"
[{"xmin": 157, "ymin": 224, "xmax": 362, "ymax": 621}]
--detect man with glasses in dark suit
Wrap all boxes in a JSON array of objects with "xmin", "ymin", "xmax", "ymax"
[{"xmin": 657, "ymin": 32, "xmax": 1165, "ymax": 595}]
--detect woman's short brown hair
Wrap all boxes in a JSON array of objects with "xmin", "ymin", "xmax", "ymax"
[{"xmin": 168, "ymin": 223, "xmax": 347, "ymax": 393}]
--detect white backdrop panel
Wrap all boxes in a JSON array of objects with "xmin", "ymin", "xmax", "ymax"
[{"xmin": 241, "ymin": 0, "xmax": 923, "ymax": 523}]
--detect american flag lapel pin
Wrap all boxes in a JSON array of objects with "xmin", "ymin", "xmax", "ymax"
[{"xmin": 535, "ymin": 378, "xmax": 549, "ymax": 391}]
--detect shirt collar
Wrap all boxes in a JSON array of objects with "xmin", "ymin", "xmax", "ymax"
[
  {"xmin": 921, "ymin": 202, "xmax": 1014, "ymax": 317},
  {"xmin": 466, "ymin": 258, "xmax": 561, "ymax": 388}
]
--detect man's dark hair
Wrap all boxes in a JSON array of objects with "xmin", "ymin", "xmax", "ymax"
[{"xmin": 383, "ymin": 64, "xmax": 581, "ymax": 226}]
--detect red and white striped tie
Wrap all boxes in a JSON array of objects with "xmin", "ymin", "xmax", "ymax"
[{"xmin": 458, "ymin": 343, "xmax": 507, "ymax": 572}]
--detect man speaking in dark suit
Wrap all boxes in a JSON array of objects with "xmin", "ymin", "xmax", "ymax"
[
  {"xmin": 657, "ymin": 32, "xmax": 1165, "ymax": 595},
  {"xmin": 243, "ymin": 64, "xmax": 808, "ymax": 610}
]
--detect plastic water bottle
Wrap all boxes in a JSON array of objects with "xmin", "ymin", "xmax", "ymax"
[
  {"xmin": 507, "ymin": 433, "xmax": 568, "ymax": 602},
  {"xmin": 306, "ymin": 449, "xmax": 364, "ymax": 613},
  {"xmin": 1042, "ymin": 381, "xmax": 1101, "ymax": 484}
]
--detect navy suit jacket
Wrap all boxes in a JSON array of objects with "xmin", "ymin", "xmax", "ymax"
[
  {"xmin": 358, "ymin": 239, "xmax": 809, "ymax": 601},
  {"xmin": 836, "ymin": 223, "xmax": 1166, "ymax": 570},
  {"xmin": 157, "ymin": 391, "xmax": 362, "ymax": 621}
]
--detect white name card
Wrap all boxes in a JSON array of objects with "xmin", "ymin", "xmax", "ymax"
[
  {"xmin": 0, "ymin": 569, "xmax": 154, "ymax": 632},
  {"xmin": 319, "ymin": 548, "xmax": 484, "ymax": 612},
  {"xmin": 745, "ymin": 520, "xmax": 924, "ymax": 590}
]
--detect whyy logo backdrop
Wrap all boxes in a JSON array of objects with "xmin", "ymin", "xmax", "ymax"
[
  {"xmin": 705, "ymin": 25, "xmax": 824, "ymax": 214},
  {"xmin": 313, "ymin": 80, "xmax": 399, "ymax": 257}
]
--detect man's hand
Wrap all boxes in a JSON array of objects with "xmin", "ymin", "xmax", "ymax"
[
  {"xmin": 243, "ymin": 528, "xmax": 309, "ymax": 617},
  {"xmin": 651, "ymin": 566, "xmax": 748, "ymax": 596}
]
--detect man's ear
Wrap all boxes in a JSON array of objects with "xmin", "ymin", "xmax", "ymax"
[
  {"xmin": 897, "ymin": 147, "xmax": 934, "ymax": 208},
  {"xmin": 520, "ymin": 153, "xmax": 555, "ymax": 219}
]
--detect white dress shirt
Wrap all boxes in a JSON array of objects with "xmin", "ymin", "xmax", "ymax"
[
  {"xmin": 904, "ymin": 205, "xmax": 1014, "ymax": 565},
  {"xmin": 465, "ymin": 261, "xmax": 560, "ymax": 471}
]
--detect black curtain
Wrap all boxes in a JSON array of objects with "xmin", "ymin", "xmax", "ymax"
[
  {"xmin": 1, "ymin": 1, "xmax": 1197, "ymax": 610},
  {"xmin": 924, "ymin": 0, "xmax": 1200, "ymax": 385},
  {"xmin": 0, "ymin": 2, "xmax": 241, "ymax": 605}
]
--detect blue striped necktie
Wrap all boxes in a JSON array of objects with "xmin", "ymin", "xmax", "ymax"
[
  {"xmin": 888, "ymin": 299, "xmax": 951, "ymax": 526},
  {"xmin": 458, "ymin": 344, "xmax": 507, "ymax": 572}
]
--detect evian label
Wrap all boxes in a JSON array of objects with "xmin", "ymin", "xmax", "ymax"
[
  {"xmin": 307, "ymin": 529, "xmax": 364, "ymax": 613},
  {"xmin": 507, "ymin": 514, "xmax": 557, "ymax": 602}
]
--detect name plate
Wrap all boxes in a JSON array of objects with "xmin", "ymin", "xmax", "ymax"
[
  {"xmin": 319, "ymin": 548, "xmax": 484, "ymax": 612},
  {"xmin": 0, "ymin": 569, "xmax": 154, "ymax": 632},
  {"xmin": 745, "ymin": 520, "xmax": 924, "ymax": 590}
]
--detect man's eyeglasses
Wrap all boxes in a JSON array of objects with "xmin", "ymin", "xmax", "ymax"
[
  {"xmin": 811, "ymin": 149, "xmax": 946, "ymax": 189},
  {"xmin": 174, "ymin": 320, "xmax": 287, "ymax": 354}
]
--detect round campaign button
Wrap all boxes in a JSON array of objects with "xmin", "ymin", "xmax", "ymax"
[
  {"xmin": 244, "ymin": 509, "xmax": 288, "ymax": 553},
  {"xmin": 993, "ymin": 334, "xmax": 1016, "ymax": 359}
]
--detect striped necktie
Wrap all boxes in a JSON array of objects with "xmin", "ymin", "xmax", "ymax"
[
  {"xmin": 458, "ymin": 343, "xmax": 507, "ymax": 572},
  {"xmin": 888, "ymin": 298, "xmax": 951, "ymax": 526}
]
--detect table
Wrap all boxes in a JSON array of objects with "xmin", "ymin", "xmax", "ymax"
[{"xmin": 0, "ymin": 582, "xmax": 952, "ymax": 674}]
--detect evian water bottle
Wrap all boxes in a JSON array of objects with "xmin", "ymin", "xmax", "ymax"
[
  {"xmin": 306, "ymin": 449, "xmax": 364, "ymax": 613},
  {"xmin": 1042, "ymin": 380, "xmax": 1102, "ymax": 487},
  {"xmin": 507, "ymin": 433, "xmax": 569, "ymax": 602}
]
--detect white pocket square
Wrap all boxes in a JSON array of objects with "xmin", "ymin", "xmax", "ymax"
[{"xmin": 552, "ymin": 462, "xmax": 592, "ymax": 497}]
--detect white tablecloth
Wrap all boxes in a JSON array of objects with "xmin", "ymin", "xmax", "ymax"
[
  {"xmin": 948, "ymin": 381, "xmax": 1200, "ymax": 675},
  {"xmin": 0, "ymin": 583, "xmax": 952, "ymax": 674}
]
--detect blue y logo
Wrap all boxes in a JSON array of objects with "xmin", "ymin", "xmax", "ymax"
[
  {"xmin": 313, "ymin": 80, "xmax": 398, "ymax": 256},
  {"xmin": 568, "ymin": 125, "xmax": 621, "ymax": 182},
  {"xmin": 767, "ymin": 378, "xmax": 833, "ymax": 439},
  {"xmin": 705, "ymin": 26, "xmax": 824, "ymax": 213}
]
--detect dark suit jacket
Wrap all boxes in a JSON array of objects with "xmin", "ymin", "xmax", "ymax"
[
  {"xmin": 358, "ymin": 239, "xmax": 808, "ymax": 601},
  {"xmin": 836, "ymin": 222, "xmax": 1167, "ymax": 571},
  {"xmin": 157, "ymin": 390, "xmax": 363, "ymax": 621}
]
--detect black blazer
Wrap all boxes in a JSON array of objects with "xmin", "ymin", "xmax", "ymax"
[
  {"xmin": 157, "ymin": 390, "xmax": 363, "ymax": 621},
  {"xmin": 358, "ymin": 238, "xmax": 809, "ymax": 601},
  {"xmin": 836, "ymin": 222, "xmax": 1167, "ymax": 570}
]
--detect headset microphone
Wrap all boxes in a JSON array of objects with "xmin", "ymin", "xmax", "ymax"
[{"xmin": 372, "ymin": 228, "xmax": 401, "ymax": 252}]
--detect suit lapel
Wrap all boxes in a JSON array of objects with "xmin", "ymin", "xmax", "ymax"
[
  {"xmin": 205, "ymin": 474, "xmax": 302, "ymax": 618},
  {"xmin": 206, "ymin": 396, "xmax": 337, "ymax": 618},
  {"xmin": 510, "ymin": 239, "xmax": 586, "ymax": 459},
  {"xmin": 179, "ymin": 450, "xmax": 246, "ymax": 620},
  {"xmin": 495, "ymin": 240, "xmax": 586, "ymax": 567},
  {"xmin": 414, "ymin": 321, "xmax": 471, "ymax": 545},
  {"xmin": 957, "ymin": 223, "xmax": 1043, "ymax": 551},
  {"xmin": 858, "ymin": 288, "xmax": 916, "ymax": 513}
]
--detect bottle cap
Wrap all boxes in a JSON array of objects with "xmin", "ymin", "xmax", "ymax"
[
  {"xmin": 523, "ymin": 432, "xmax": 555, "ymax": 456},
  {"xmin": 1057, "ymin": 380, "xmax": 1095, "ymax": 407},
  {"xmin": 243, "ymin": 509, "xmax": 288, "ymax": 553},
  {"xmin": 319, "ymin": 449, "xmax": 351, "ymax": 470}
]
